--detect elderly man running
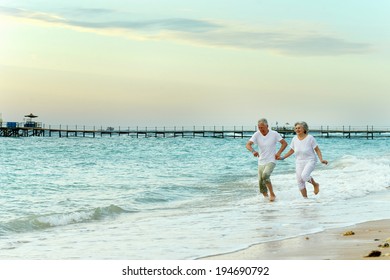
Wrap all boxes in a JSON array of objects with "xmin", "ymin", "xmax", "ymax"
[{"xmin": 246, "ymin": 118, "xmax": 287, "ymax": 202}]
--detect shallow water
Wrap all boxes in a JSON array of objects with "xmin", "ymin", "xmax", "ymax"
[{"xmin": 0, "ymin": 135, "xmax": 389, "ymax": 259}]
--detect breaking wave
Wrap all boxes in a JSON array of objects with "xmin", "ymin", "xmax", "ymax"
[{"xmin": 0, "ymin": 204, "xmax": 131, "ymax": 235}]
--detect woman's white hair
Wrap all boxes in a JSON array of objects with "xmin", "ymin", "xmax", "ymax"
[{"xmin": 295, "ymin": 121, "xmax": 309, "ymax": 134}]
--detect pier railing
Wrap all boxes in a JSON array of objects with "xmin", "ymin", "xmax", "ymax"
[{"xmin": 1, "ymin": 122, "xmax": 389, "ymax": 139}]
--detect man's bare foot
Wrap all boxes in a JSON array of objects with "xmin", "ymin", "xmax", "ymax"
[
  {"xmin": 313, "ymin": 182, "xmax": 320, "ymax": 195},
  {"xmin": 269, "ymin": 194, "xmax": 276, "ymax": 202}
]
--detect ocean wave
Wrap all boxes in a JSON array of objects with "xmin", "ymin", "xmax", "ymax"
[
  {"xmin": 0, "ymin": 204, "xmax": 130, "ymax": 235},
  {"xmin": 330, "ymin": 154, "xmax": 389, "ymax": 171}
]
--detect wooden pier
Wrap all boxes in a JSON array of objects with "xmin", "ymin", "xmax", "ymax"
[
  {"xmin": 1, "ymin": 124, "xmax": 389, "ymax": 139},
  {"xmin": 0, "ymin": 125, "xmax": 256, "ymax": 138}
]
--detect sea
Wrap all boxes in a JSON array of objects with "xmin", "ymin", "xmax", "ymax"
[{"xmin": 0, "ymin": 133, "xmax": 389, "ymax": 260}]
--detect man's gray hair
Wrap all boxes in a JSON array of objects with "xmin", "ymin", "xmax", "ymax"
[
  {"xmin": 258, "ymin": 118, "xmax": 268, "ymax": 126},
  {"xmin": 295, "ymin": 121, "xmax": 309, "ymax": 134}
]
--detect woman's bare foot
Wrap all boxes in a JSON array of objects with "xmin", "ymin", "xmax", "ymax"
[
  {"xmin": 309, "ymin": 178, "xmax": 320, "ymax": 195},
  {"xmin": 313, "ymin": 182, "xmax": 320, "ymax": 195},
  {"xmin": 300, "ymin": 188, "xmax": 308, "ymax": 198}
]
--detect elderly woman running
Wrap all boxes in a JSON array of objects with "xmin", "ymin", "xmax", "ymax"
[{"xmin": 280, "ymin": 121, "xmax": 328, "ymax": 198}]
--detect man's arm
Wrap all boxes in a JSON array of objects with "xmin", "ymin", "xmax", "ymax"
[
  {"xmin": 246, "ymin": 140, "xmax": 259, "ymax": 157},
  {"xmin": 275, "ymin": 138, "xmax": 288, "ymax": 159}
]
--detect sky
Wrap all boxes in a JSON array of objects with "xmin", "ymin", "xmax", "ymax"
[{"xmin": 1, "ymin": 0, "xmax": 390, "ymax": 127}]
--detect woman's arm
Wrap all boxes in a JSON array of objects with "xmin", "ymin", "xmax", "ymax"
[
  {"xmin": 280, "ymin": 148, "xmax": 294, "ymax": 160},
  {"xmin": 314, "ymin": 146, "xmax": 328, "ymax": 165}
]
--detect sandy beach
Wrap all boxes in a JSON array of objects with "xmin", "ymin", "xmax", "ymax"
[{"xmin": 202, "ymin": 219, "xmax": 390, "ymax": 260}]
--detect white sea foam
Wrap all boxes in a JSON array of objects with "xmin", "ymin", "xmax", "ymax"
[{"xmin": 36, "ymin": 211, "xmax": 94, "ymax": 227}]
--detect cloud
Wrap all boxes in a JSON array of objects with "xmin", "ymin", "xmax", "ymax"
[
  {"xmin": 185, "ymin": 29, "xmax": 372, "ymax": 56},
  {"xmin": 0, "ymin": 6, "xmax": 66, "ymax": 22},
  {"xmin": 68, "ymin": 18, "xmax": 220, "ymax": 33},
  {"xmin": 0, "ymin": 6, "xmax": 372, "ymax": 56},
  {"xmin": 0, "ymin": 6, "xmax": 219, "ymax": 32}
]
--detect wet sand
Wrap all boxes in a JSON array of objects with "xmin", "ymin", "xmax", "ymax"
[{"xmin": 202, "ymin": 219, "xmax": 390, "ymax": 260}]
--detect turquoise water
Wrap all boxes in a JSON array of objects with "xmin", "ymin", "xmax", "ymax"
[{"xmin": 0, "ymin": 135, "xmax": 389, "ymax": 259}]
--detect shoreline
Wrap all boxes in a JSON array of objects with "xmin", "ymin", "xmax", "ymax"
[{"xmin": 201, "ymin": 219, "xmax": 390, "ymax": 260}]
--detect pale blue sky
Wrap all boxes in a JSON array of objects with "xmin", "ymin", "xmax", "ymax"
[{"xmin": 1, "ymin": 0, "xmax": 389, "ymax": 126}]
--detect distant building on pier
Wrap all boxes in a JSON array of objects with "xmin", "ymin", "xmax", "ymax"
[{"xmin": 23, "ymin": 113, "xmax": 41, "ymax": 128}]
